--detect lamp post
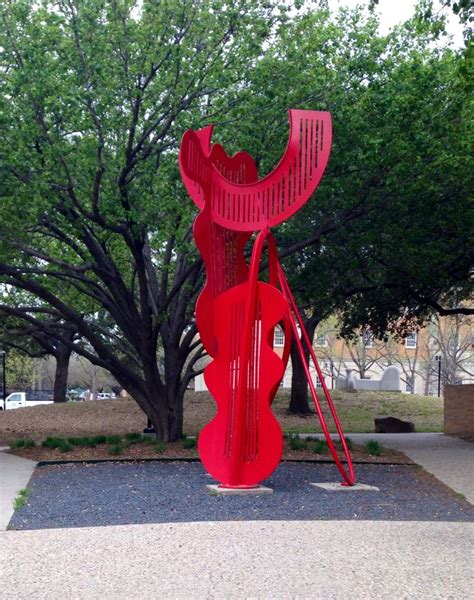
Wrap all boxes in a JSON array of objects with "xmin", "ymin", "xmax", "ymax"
[
  {"xmin": 435, "ymin": 354, "xmax": 442, "ymax": 397},
  {"xmin": 1, "ymin": 351, "xmax": 6, "ymax": 411}
]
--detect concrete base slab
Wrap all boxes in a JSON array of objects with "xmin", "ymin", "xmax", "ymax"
[
  {"xmin": 310, "ymin": 482, "xmax": 380, "ymax": 492},
  {"xmin": 206, "ymin": 484, "xmax": 273, "ymax": 495}
]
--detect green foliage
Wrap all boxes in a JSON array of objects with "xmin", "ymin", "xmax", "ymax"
[
  {"xmin": 9, "ymin": 438, "xmax": 36, "ymax": 449},
  {"xmin": 154, "ymin": 442, "xmax": 166, "ymax": 454},
  {"xmin": 182, "ymin": 437, "xmax": 196, "ymax": 450},
  {"xmin": 91, "ymin": 435, "xmax": 107, "ymax": 445},
  {"xmin": 58, "ymin": 440, "xmax": 73, "ymax": 453},
  {"xmin": 365, "ymin": 439, "xmax": 383, "ymax": 456},
  {"xmin": 13, "ymin": 488, "xmax": 30, "ymax": 511},
  {"xmin": 344, "ymin": 437, "xmax": 354, "ymax": 451},
  {"xmin": 105, "ymin": 435, "xmax": 122, "ymax": 445},
  {"xmin": 5, "ymin": 350, "xmax": 36, "ymax": 390},
  {"xmin": 107, "ymin": 444, "xmax": 123, "ymax": 456},
  {"xmin": 289, "ymin": 434, "xmax": 307, "ymax": 451},
  {"xmin": 0, "ymin": 0, "xmax": 471, "ymax": 441},
  {"xmin": 42, "ymin": 437, "xmax": 65, "ymax": 449},
  {"xmin": 311, "ymin": 440, "xmax": 328, "ymax": 454},
  {"xmin": 124, "ymin": 432, "xmax": 143, "ymax": 444}
]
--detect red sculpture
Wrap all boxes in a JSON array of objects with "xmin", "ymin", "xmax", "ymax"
[{"xmin": 179, "ymin": 109, "xmax": 355, "ymax": 488}]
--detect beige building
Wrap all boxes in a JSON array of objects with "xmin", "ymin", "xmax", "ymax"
[{"xmin": 194, "ymin": 314, "xmax": 473, "ymax": 397}]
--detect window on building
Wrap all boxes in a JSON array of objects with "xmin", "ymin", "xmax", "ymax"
[
  {"xmin": 405, "ymin": 378, "xmax": 414, "ymax": 393},
  {"xmin": 405, "ymin": 332, "xmax": 417, "ymax": 348},
  {"xmin": 273, "ymin": 327, "xmax": 285, "ymax": 347},
  {"xmin": 315, "ymin": 377, "xmax": 323, "ymax": 388},
  {"xmin": 363, "ymin": 331, "xmax": 373, "ymax": 348},
  {"xmin": 315, "ymin": 334, "xmax": 327, "ymax": 347}
]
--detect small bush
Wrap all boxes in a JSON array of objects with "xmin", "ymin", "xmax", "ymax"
[
  {"xmin": 107, "ymin": 444, "xmax": 123, "ymax": 455},
  {"xmin": 125, "ymin": 432, "xmax": 143, "ymax": 444},
  {"xmin": 67, "ymin": 437, "xmax": 86, "ymax": 446},
  {"xmin": 154, "ymin": 442, "xmax": 166, "ymax": 454},
  {"xmin": 365, "ymin": 439, "xmax": 383, "ymax": 456},
  {"xmin": 9, "ymin": 439, "xmax": 25, "ymax": 449},
  {"xmin": 289, "ymin": 434, "xmax": 307, "ymax": 451},
  {"xmin": 57, "ymin": 440, "xmax": 73, "ymax": 453},
  {"xmin": 23, "ymin": 439, "xmax": 36, "ymax": 449},
  {"xmin": 182, "ymin": 437, "xmax": 196, "ymax": 449},
  {"xmin": 311, "ymin": 440, "xmax": 328, "ymax": 454},
  {"xmin": 105, "ymin": 435, "xmax": 121, "ymax": 445},
  {"xmin": 42, "ymin": 437, "xmax": 65, "ymax": 449},
  {"xmin": 92, "ymin": 435, "xmax": 107, "ymax": 445},
  {"xmin": 13, "ymin": 488, "xmax": 30, "ymax": 510},
  {"xmin": 142, "ymin": 436, "xmax": 156, "ymax": 445},
  {"xmin": 344, "ymin": 437, "xmax": 354, "ymax": 451}
]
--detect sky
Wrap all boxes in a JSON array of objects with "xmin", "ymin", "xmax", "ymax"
[{"xmin": 328, "ymin": 0, "xmax": 464, "ymax": 46}]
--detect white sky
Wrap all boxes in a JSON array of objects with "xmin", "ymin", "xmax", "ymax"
[{"xmin": 328, "ymin": 0, "xmax": 464, "ymax": 46}]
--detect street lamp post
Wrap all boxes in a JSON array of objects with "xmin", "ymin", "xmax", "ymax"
[
  {"xmin": 1, "ymin": 351, "xmax": 6, "ymax": 411},
  {"xmin": 435, "ymin": 354, "xmax": 442, "ymax": 397}
]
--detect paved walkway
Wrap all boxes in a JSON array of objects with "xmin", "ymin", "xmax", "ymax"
[
  {"xmin": 1, "ymin": 520, "xmax": 473, "ymax": 599},
  {"xmin": 302, "ymin": 433, "xmax": 474, "ymax": 504},
  {"xmin": 1, "ymin": 435, "xmax": 473, "ymax": 598},
  {"xmin": 0, "ymin": 448, "xmax": 36, "ymax": 530}
]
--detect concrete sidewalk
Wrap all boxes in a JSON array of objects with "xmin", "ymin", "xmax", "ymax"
[
  {"xmin": 1, "ymin": 520, "xmax": 473, "ymax": 599},
  {"xmin": 302, "ymin": 433, "xmax": 474, "ymax": 504},
  {"xmin": 0, "ymin": 448, "xmax": 36, "ymax": 530}
]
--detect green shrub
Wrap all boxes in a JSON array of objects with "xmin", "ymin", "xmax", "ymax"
[
  {"xmin": 57, "ymin": 440, "xmax": 73, "ymax": 453},
  {"xmin": 289, "ymin": 434, "xmax": 307, "ymax": 451},
  {"xmin": 107, "ymin": 444, "xmax": 123, "ymax": 455},
  {"xmin": 67, "ymin": 437, "xmax": 86, "ymax": 446},
  {"xmin": 311, "ymin": 440, "xmax": 328, "ymax": 454},
  {"xmin": 124, "ymin": 432, "xmax": 143, "ymax": 444},
  {"xmin": 92, "ymin": 435, "xmax": 107, "ymax": 445},
  {"xmin": 23, "ymin": 439, "xmax": 36, "ymax": 449},
  {"xmin": 182, "ymin": 437, "xmax": 196, "ymax": 449},
  {"xmin": 365, "ymin": 439, "xmax": 383, "ymax": 456},
  {"xmin": 344, "ymin": 437, "xmax": 354, "ymax": 451},
  {"xmin": 42, "ymin": 437, "xmax": 65, "ymax": 449},
  {"xmin": 13, "ymin": 488, "xmax": 30, "ymax": 510},
  {"xmin": 9, "ymin": 439, "xmax": 25, "ymax": 449},
  {"xmin": 154, "ymin": 442, "xmax": 166, "ymax": 454},
  {"xmin": 105, "ymin": 435, "xmax": 121, "ymax": 445},
  {"xmin": 142, "ymin": 436, "xmax": 156, "ymax": 445}
]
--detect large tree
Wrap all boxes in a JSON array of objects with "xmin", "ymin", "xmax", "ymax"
[
  {"xmin": 0, "ymin": 0, "xmax": 283, "ymax": 440},
  {"xmin": 1, "ymin": 1, "xmax": 471, "ymax": 429},
  {"xmin": 217, "ymin": 4, "xmax": 473, "ymax": 412}
]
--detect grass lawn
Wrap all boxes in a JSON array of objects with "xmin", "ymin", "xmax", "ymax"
[
  {"xmin": 0, "ymin": 389, "xmax": 443, "ymax": 445},
  {"xmin": 269, "ymin": 390, "xmax": 443, "ymax": 434}
]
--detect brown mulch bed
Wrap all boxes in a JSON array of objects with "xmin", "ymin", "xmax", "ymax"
[
  {"xmin": 1, "ymin": 394, "xmax": 412, "ymax": 464},
  {"xmin": 7, "ymin": 437, "xmax": 411, "ymax": 464}
]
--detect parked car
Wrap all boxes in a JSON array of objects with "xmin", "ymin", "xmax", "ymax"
[{"xmin": 1, "ymin": 392, "xmax": 54, "ymax": 410}]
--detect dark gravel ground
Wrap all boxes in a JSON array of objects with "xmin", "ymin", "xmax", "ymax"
[{"xmin": 9, "ymin": 461, "xmax": 473, "ymax": 530}]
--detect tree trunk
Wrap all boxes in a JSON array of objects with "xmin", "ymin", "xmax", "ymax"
[
  {"xmin": 288, "ymin": 340, "xmax": 312, "ymax": 414},
  {"xmin": 53, "ymin": 346, "xmax": 71, "ymax": 403},
  {"xmin": 288, "ymin": 317, "xmax": 319, "ymax": 415}
]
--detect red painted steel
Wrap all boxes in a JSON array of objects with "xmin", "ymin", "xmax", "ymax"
[
  {"xmin": 199, "ymin": 230, "xmax": 287, "ymax": 487},
  {"xmin": 179, "ymin": 109, "xmax": 355, "ymax": 488},
  {"xmin": 180, "ymin": 110, "xmax": 332, "ymax": 230}
]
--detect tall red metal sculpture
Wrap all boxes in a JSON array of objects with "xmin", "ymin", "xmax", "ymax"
[{"xmin": 179, "ymin": 109, "xmax": 355, "ymax": 489}]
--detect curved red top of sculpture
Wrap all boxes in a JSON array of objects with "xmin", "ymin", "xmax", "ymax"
[{"xmin": 179, "ymin": 109, "xmax": 332, "ymax": 231}]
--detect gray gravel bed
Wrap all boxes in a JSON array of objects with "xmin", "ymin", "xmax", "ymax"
[{"xmin": 9, "ymin": 461, "xmax": 473, "ymax": 530}]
